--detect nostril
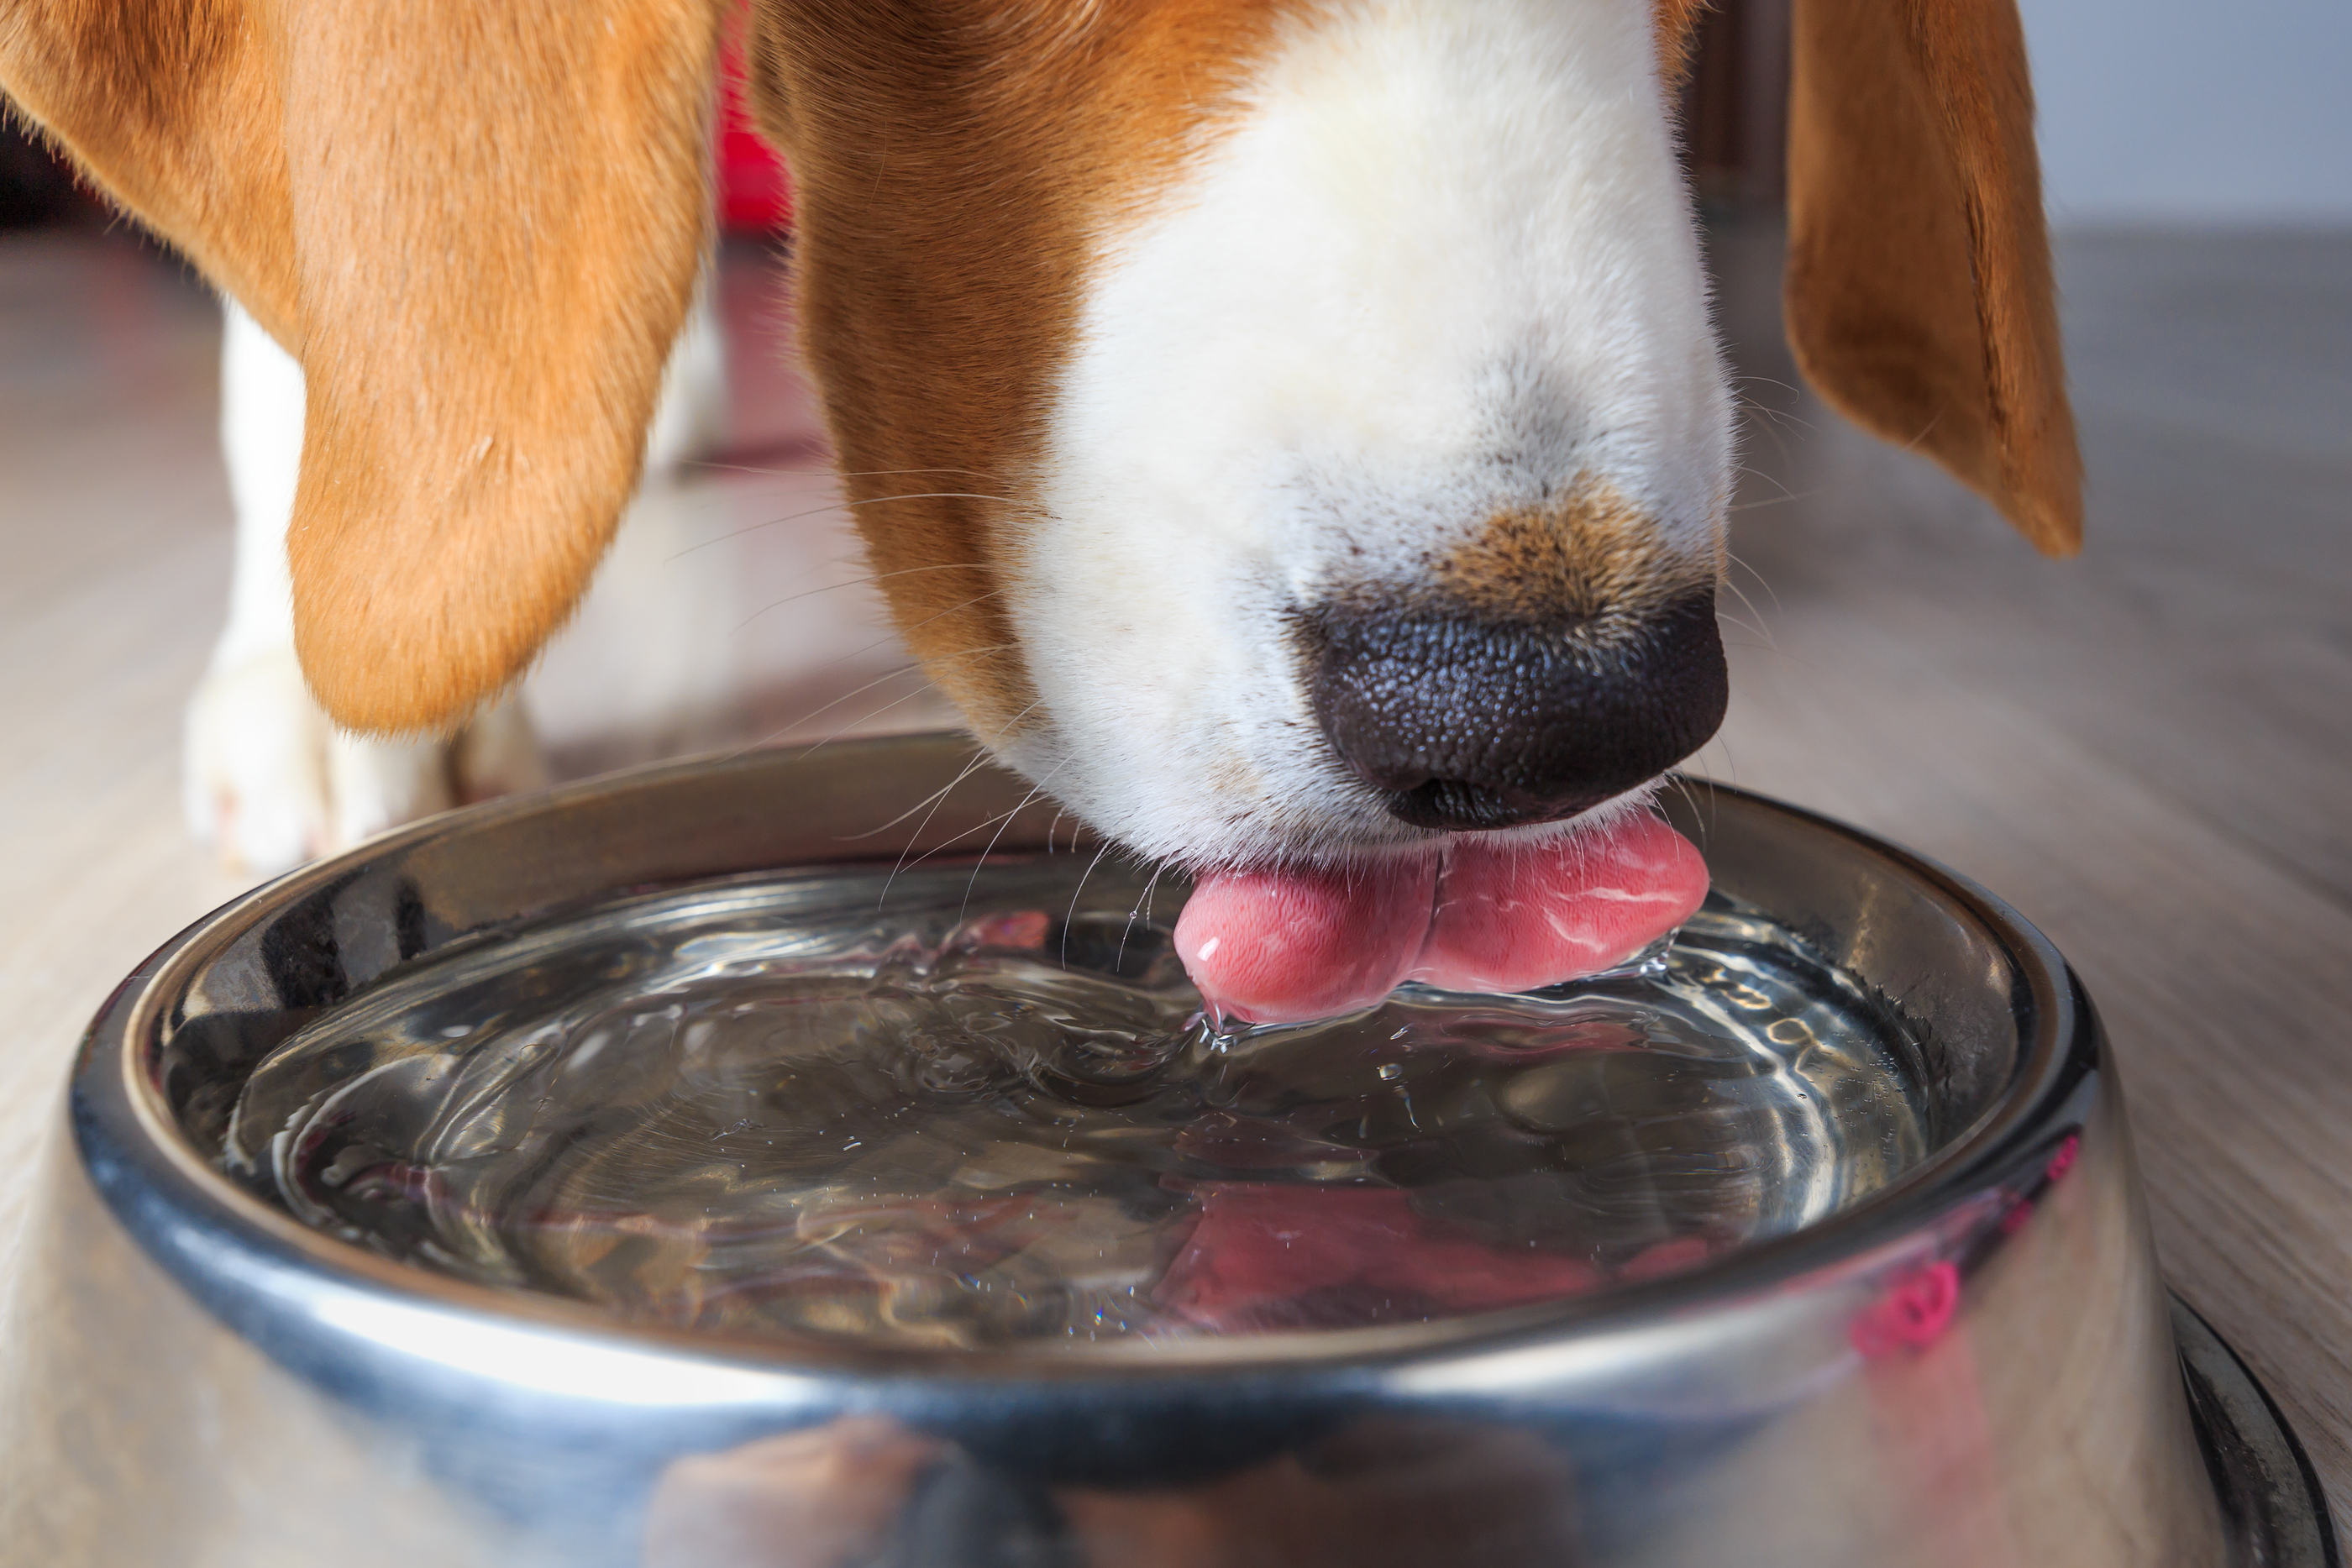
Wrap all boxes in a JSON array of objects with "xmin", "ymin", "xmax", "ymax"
[
  {"xmin": 1305, "ymin": 592, "xmax": 1728, "ymax": 831},
  {"xmin": 1391, "ymin": 779, "xmax": 1531, "ymax": 831}
]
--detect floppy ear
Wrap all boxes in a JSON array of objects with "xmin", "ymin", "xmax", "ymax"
[
  {"xmin": 0, "ymin": 0, "xmax": 719, "ymax": 730},
  {"xmin": 1784, "ymin": 0, "xmax": 2082, "ymax": 555}
]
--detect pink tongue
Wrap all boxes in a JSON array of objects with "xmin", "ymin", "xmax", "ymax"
[
  {"xmin": 1168, "ymin": 856, "xmax": 1439, "ymax": 1025},
  {"xmin": 1174, "ymin": 813, "xmax": 1708, "ymax": 1025}
]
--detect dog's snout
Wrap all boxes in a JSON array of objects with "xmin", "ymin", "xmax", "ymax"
[{"xmin": 1306, "ymin": 594, "xmax": 1728, "ymax": 831}]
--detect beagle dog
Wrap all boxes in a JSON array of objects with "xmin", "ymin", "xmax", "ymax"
[{"xmin": 1, "ymin": 0, "xmax": 2078, "ymax": 1021}]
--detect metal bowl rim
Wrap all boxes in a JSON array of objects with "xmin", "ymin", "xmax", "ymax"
[{"xmin": 76, "ymin": 737, "xmax": 2089, "ymax": 1383}]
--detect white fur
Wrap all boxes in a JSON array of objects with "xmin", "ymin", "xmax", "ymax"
[
  {"xmin": 185, "ymin": 285, "xmax": 727, "ymax": 876},
  {"xmin": 999, "ymin": 0, "xmax": 1732, "ymax": 872}
]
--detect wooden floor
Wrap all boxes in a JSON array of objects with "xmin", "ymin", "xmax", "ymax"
[{"xmin": 1, "ymin": 220, "xmax": 2346, "ymax": 1523}]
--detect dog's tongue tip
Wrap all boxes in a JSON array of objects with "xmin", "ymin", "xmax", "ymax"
[
  {"xmin": 1175, "ymin": 813, "xmax": 1709, "ymax": 1026},
  {"xmin": 1174, "ymin": 855, "xmax": 1436, "ymax": 1026}
]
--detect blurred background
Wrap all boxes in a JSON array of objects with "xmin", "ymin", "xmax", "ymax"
[{"xmin": 2, "ymin": 0, "xmax": 2347, "ymax": 1523}]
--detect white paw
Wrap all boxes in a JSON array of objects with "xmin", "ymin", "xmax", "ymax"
[{"xmin": 183, "ymin": 649, "xmax": 547, "ymax": 878}]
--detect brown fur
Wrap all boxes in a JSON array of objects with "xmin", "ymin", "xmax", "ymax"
[
  {"xmin": 1, "ymin": 0, "xmax": 717, "ymax": 732},
  {"xmin": 1785, "ymin": 0, "xmax": 2082, "ymax": 555},
  {"xmin": 745, "ymin": 1, "xmax": 1324, "ymax": 738},
  {"xmin": 0, "ymin": 0, "xmax": 2077, "ymax": 737},
  {"xmin": 1434, "ymin": 480, "xmax": 1717, "ymax": 629},
  {"xmin": 1651, "ymin": 0, "xmax": 1711, "ymax": 92},
  {"xmin": 0, "ymin": 2, "xmax": 297, "ymax": 337}
]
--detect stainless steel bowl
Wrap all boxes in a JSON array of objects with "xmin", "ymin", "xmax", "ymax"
[{"xmin": 0, "ymin": 735, "xmax": 2333, "ymax": 1567}]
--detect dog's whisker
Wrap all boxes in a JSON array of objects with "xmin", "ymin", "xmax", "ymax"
[
  {"xmin": 1692, "ymin": 730, "xmax": 1740, "ymax": 794},
  {"xmin": 1716, "ymin": 582, "xmax": 1776, "ymax": 653},
  {"xmin": 1725, "ymin": 550, "xmax": 1784, "ymax": 618},
  {"xmin": 751, "ymin": 684, "xmax": 939, "ymax": 769},
  {"xmin": 813, "ymin": 642, "xmax": 1011, "ymax": 705},
  {"xmin": 876, "ymin": 698, "xmax": 1046, "ymax": 902},
  {"xmin": 726, "ymin": 642, "xmax": 1017, "ymax": 763},
  {"xmin": 1730, "ymin": 462, "xmax": 1804, "ymax": 506},
  {"xmin": 1060, "ymin": 841, "xmax": 1118, "ymax": 970},
  {"xmin": 1670, "ymin": 767, "xmax": 1719, "ymax": 842},
  {"xmin": 1729, "ymin": 376, "xmax": 1821, "ymax": 439},
  {"xmin": 803, "ymin": 676, "xmax": 953, "ymax": 747},
  {"xmin": 722, "ymin": 561, "xmax": 995, "ymax": 630},
  {"xmin": 869, "ymin": 694, "xmax": 1040, "ymax": 843},
  {"xmin": 1716, "ymin": 632, "xmax": 1785, "ymax": 661},
  {"xmin": 1664, "ymin": 770, "xmax": 1701, "ymax": 831},
  {"xmin": 917, "ymin": 790, "xmax": 1042, "ymax": 887},
  {"xmin": 782, "ymin": 594, "xmax": 1013, "ymax": 688},
  {"xmin": 769, "ymin": 597, "xmax": 1013, "ymax": 695},
  {"xmin": 664, "ymin": 496, "xmax": 864, "ymax": 561},
  {"xmin": 1725, "ymin": 485, "xmax": 1830, "ymax": 515},
  {"xmin": 849, "ymin": 744, "xmax": 1001, "ymax": 852},
  {"xmin": 862, "ymin": 588, "xmax": 1008, "ymax": 645},
  {"xmin": 687, "ymin": 463, "xmax": 1017, "ymax": 485},
  {"xmin": 1894, "ymin": 409, "xmax": 1947, "ymax": 457},
  {"xmin": 1732, "ymin": 404, "xmax": 1801, "ymax": 472},
  {"xmin": 1116, "ymin": 858, "xmax": 1170, "ymax": 973},
  {"xmin": 836, "ymin": 490, "xmax": 1042, "ymax": 511},
  {"xmin": 1719, "ymin": 574, "xmax": 1770, "ymax": 631},
  {"xmin": 1730, "ymin": 385, "xmax": 1819, "ymax": 437},
  {"xmin": 717, "ymin": 664, "xmax": 925, "ymax": 764},
  {"xmin": 670, "ymin": 489, "xmax": 1042, "ymax": 562},
  {"xmin": 753, "ymin": 639, "xmax": 1001, "ymax": 771},
  {"xmin": 958, "ymin": 758, "xmax": 1072, "ymax": 924},
  {"xmin": 1716, "ymin": 615, "xmax": 1771, "ymax": 648}
]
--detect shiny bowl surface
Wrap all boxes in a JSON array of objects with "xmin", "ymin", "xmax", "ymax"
[{"xmin": 0, "ymin": 735, "xmax": 2274, "ymax": 1566}]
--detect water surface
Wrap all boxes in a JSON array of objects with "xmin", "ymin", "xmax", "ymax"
[{"xmin": 225, "ymin": 859, "xmax": 1929, "ymax": 1348}]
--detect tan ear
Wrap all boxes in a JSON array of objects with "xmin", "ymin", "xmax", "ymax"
[
  {"xmin": 1785, "ymin": 0, "xmax": 2082, "ymax": 556},
  {"xmin": 2, "ymin": 0, "xmax": 718, "ymax": 730}
]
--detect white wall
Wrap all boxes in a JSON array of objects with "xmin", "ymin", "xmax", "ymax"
[{"xmin": 2022, "ymin": 0, "xmax": 2352, "ymax": 225}]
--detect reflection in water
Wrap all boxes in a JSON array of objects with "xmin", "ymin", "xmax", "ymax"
[{"xmin": 224, "ymin": 860, "xmax": 1927, "ymax": 1349}]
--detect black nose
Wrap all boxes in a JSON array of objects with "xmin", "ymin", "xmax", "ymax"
[{"xmin": 1305, "ymin": 592, "xmax": 1728, "ymax": 831}]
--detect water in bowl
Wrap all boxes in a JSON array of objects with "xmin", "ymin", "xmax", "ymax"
[{"xmin": 223, "ymin": 858, "xmax": 1931, "ymax": 1349}]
